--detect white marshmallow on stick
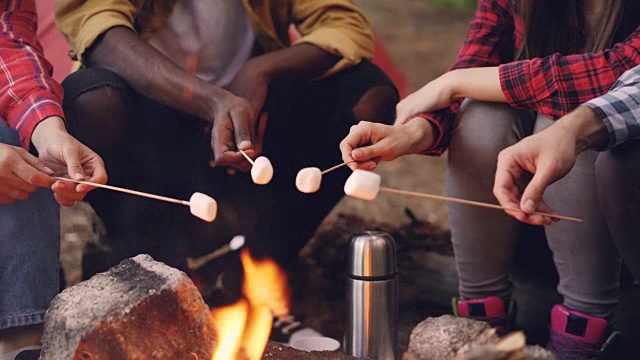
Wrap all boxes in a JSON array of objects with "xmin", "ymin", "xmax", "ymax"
[
  {"xmin": 239, "ymin": 149, "xmax": 274, "ymax": 185},
  {"xmin": 189, "ymin": 192, "xmax": 218, "ymax": 222},
  {"xmin": 296, "ymin": 167, "xmax": 322, "ymax": 194},
  {"xmin": 295, "ymin": 160, "xmax": 356, "ymax": 194},
  {"xmin": 55, "ymin": 177, "xmax": 218, "ymax": 222},
  {"xmin": 343, "ymin": 169, "xmax": 381, "ymax": 201}
]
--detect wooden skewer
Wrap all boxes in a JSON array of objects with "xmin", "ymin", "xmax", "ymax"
[
  {"xmin": 186, "ymin": 235, "xmax": 245, "ymax": 270},
  {"xmin": 321, "ymin": 160, "xmax": 356, "ymax": 175},
  {"xmin": 238, "ymin": 149, "xmax": 255, "ymax": 165},
  {"xmin": 55, "ymin": 177, "xmax": 190, "ymax": 206},
  {"xmin": 379, "ymin": 187, "xmax": 583, "ymax": 223}
]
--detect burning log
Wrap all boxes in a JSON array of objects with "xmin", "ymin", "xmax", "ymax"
[
  {"xmin": 403, "ymin": 315, "xmax": 555, "ymax": 360},
  {"xmin": 40, "ymin": 254, "xmax": 217, "ymax": 360}
]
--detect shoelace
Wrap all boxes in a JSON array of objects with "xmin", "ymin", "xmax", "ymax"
[
  {"xmin": 549, "ymin": 330, "xmax": 603, "ymax": 360},
  {"xmin": 273, "ymin": 315, "xmax": 302, "ymax": 335}
]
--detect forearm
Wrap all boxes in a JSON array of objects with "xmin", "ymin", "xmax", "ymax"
[
  {"xmin": 553, "ymin": 106, "xmax": 608, "ymax": 153},
  {"xmin": 248, "ymin": 43, "xmax": 339, "ymax": 82},
  {"xmin": 85, "ymin": 27, "xmax": 227, "ymax": 122},
  {"xmin": 448, "ymin": 67, "xmax": 507, "ymax": 103},
  {"xmin": 0, "ymin": 0, "xmax": 65, "ymax": 149}
]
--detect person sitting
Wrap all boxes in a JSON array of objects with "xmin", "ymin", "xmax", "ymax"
[
  {"xmin": 55, "ymin": 0, "xmax": 398, "ymax": 341},
  {"xmin": 339, "ymin": 0, "xmax": 640, "ymax": 357},
  {"xmin": 0, "ymin": 1, "xmax": 106, "ymax": 359}
]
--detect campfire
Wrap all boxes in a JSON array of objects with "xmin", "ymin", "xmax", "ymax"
[{"xmin": 211, "ymin": 248, "xmax": 290, "ymax": 360}]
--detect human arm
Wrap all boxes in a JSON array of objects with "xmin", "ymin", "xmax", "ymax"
[
  {"xmin": 0, "ymin": 0, "xmax": 65, "ymax": 149},
  {"xmin": 290, "ymin": 0, "xmax": 375, "ymax": 77},
  {"xmin": 498, "ymin": 24, "xmax": 640, "ymax": 120},
  {"xmin": 493, "ymin": 65, "xmax": 640, "ymax": 225},
  {"xmin": 55, "ymin": 0, "xmax": 255, "ymax": 166},
  {"xmin": 399, "ymin": 1, "xmax": 640, "ymax": 156},
  {"xmin": 394, "ymin": 0, "xmax": 517, "ymax": 156},
  {"xmin": 226, "ymin": 44, "xmax": 339, "ymax": 133},
  {"xmin": 84, "ymin": 27, "xmax": 257, "ymax": 167},
  {"xmin": 395, "ymin": 67, "xmax": 506, "ymax": 127},
  {"xmin": 1, "ymin": 0, "xmax": 106, "ymax": 205}
]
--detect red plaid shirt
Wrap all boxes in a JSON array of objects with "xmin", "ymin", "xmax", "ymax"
[
  {"xmin": 418, "ymin": 0, "xmax": 640, "ymax": 155},
  {"xmin": 0, "ymin": 0, "xmax": 64, "ymax": 149}
]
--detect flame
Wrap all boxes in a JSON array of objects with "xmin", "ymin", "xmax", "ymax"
[
  {"xmin": 240, "ymin": 248, "xmax": 290, "ymax": 318},
  {"xmin": 211, "ymin": 300, "xmax": 248, "ymax": 360},
  {"xmin": 210, "ymin": 248, "xmax": 290, "ymax": 360}
]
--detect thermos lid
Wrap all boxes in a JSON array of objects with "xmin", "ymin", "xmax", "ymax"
[{"xmin": 347, "ymin": 231, "xmax": 397, "ymax": 278}]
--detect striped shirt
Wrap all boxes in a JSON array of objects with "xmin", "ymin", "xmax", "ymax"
[
  {"xmin": 0, "ymin": 0, "xmax": 64, "ymax": 149},
  {"xmin": 583, "ymin": 65, "xmax": 640, "ymax": 150}
]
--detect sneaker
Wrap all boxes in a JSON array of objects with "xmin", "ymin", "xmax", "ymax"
[
  {"xmin": 547, "ymin": 304, "xmax": 622, "ymax": 360},
  {"xmin": 0, "ymin": 346, "xmax": 41, "ymax": 360},
  {"xmin": 270, "ymin": 314, "xmax": 321, "ymax": 345},
  {"xmin": 452, "ymin": 296, "xmax": 516, "ymax": 334}
]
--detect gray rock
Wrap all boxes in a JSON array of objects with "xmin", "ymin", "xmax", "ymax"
[
  {"xmin": 403, "ymin": 315, "xmax": 493, "ymax": 360},
  {"xmin": 41, "ymin": 254, "xmax": 217, "ymax": 360}
]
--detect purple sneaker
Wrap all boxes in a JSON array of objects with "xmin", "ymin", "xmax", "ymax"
[{"xmin": 547, "ymin": 304, "xmax": 621, "ymax": 360}]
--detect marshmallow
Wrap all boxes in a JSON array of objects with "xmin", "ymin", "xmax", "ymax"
[
  {"xmin": 229, "ymin": 235, "xmax": 245, "ymax": 251},
  {"xmin": 344, "ymin": 169, "xmax": 381, "ymax": 201},
  {"xmin": 295, "ymin": 167, "xmax": 322, "ymax": 194},
  {"xmin": 251, "ymin": 156, "xmax": 273, "ymax": 185},
  {"xmin": 189, "ymin": 192, "xmax": 218, "ymax": 222}
]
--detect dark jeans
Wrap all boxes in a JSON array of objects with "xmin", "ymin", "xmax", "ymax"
[
  {"xmin": 0, "ymin": 123, "xmax": 60, "ymax": 331},
  {"xmin": 61, "ymin": 60, "xmax": 397, "ymax": 303}
]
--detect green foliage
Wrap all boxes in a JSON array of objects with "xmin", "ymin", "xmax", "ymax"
[{"xmin": 431, "ymin": 0, "xmax": 476, "ymax": 10}]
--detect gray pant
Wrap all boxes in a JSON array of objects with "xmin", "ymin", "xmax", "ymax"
[
  {"xmin": 446, "ymin": 100, "xmax": 621, "ymax": 320},
  {"xmin": 0, "ymin": 122, "xmax": 60, "ymax": 331}
]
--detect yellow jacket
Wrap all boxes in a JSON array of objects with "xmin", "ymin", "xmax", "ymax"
[{"xmin": 55, "ymin": 0, "xmax": 375, "ymax": 77}]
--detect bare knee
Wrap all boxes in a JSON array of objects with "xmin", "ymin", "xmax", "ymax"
[{"xmin": 352, "ymin": 85, "xmax": 398, "ymax": 124}]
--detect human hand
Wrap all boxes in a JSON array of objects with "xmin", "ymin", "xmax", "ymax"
[
  {"xmin": 219, "ymin": 61, "xmax": 270, "ymax": 173},
  {"xmin": 0, "ymin": 143, "xmax": 54, "ymax": 204},
  {"xmin": 31, "ymin": 116, "xmax": 107, "ymax": 206},
  {"xmin": 339, "ymin": 118, "xmax": 435, "ymax": 170},
  {"xmin": 208, "ymin": 87, "xmax": 257, "ymax": 172},
  {"xmin": 493, "ymin": 127, "xmax": 577, "ymax": 226}
]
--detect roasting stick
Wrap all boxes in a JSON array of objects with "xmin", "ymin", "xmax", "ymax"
[
  {"xmin": 344, "ymin": 170, "xmax": 582, "ymax": 223},
  {"xmin": 238, "ymin": 149, "xmax": 254, "ymax": 165},
  {"xmin": 379, "ymin": 187, "xmax": 583, "ymax": 223},
  {"xmin": 186, "ymin": 235, "xmax": 246, "ymax": 270},
  {"xmin": 321, "ymin": 160, "xmax": 356, "ymax": 175},
  {"xmin": 55, "ymin": 177, "xmax": 188, "ymax": 205},
  {"xmin": 54, "ymin": 177, "xmax": 218, "ymax": 222}
]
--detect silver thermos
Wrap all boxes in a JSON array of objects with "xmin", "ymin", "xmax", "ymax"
[{"xmin": 344, "ymin": 231, "xmax": 398, "ymax": 360}]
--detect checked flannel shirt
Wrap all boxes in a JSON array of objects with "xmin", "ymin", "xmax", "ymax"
[
  {"xmin": 0, "ymin": 0, "xmax": 64, "ymax": 150},
  {"xmin": 417, "ymin": 0, "xmax": 640, "ymax": 155},
  {"xmin": 584, "ymin": 65, "xmax": 640, "ymax": 150}
]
